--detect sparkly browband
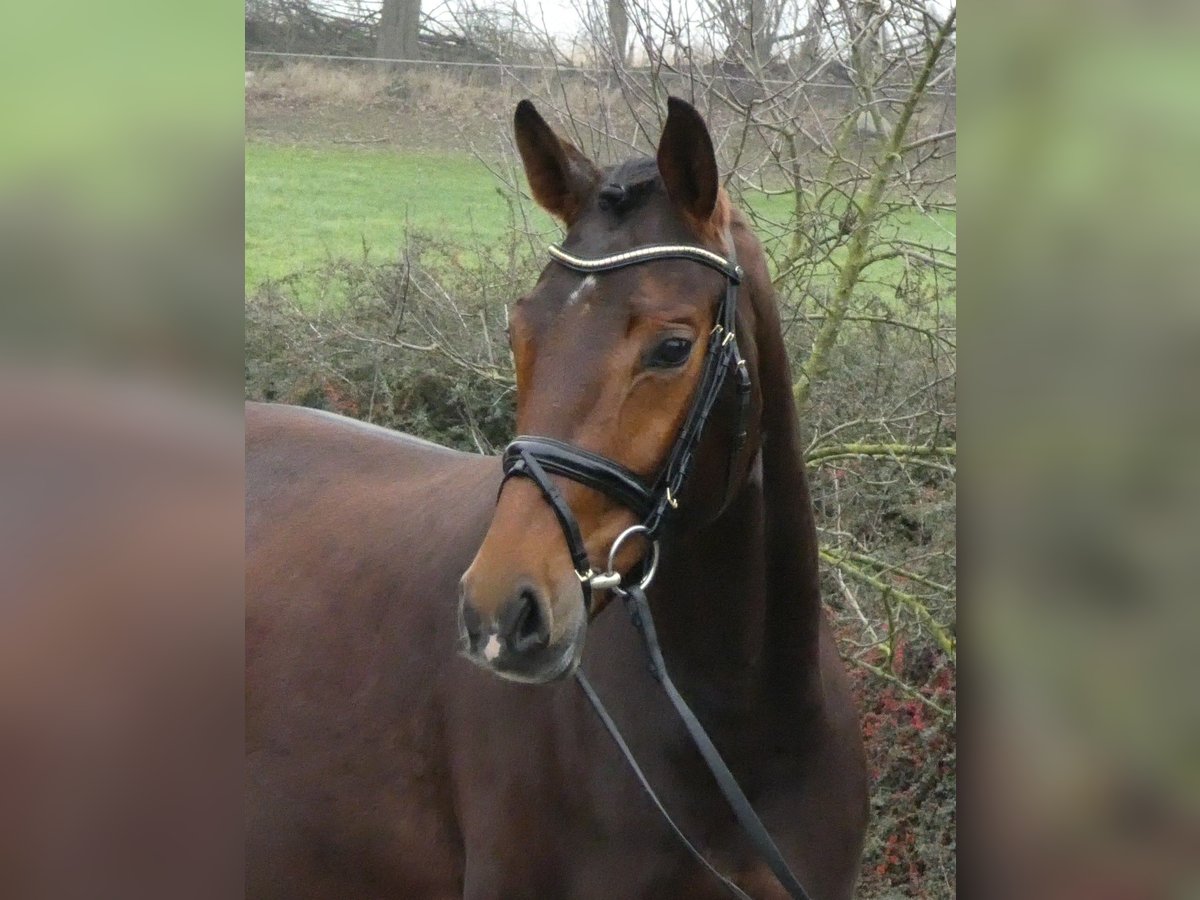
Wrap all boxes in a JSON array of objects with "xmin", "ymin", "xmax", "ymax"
[{"xmin": 548, "ymin": 244, "xmax": 742, "ymax": 283}]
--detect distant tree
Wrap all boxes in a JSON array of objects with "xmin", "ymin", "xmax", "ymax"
[
  {"xmin": 795, "ymin": 0, "xmax": 828, "ymax": 72},
  {"xmin": 703, "ymin": 0, "xmax": 787, "ymax": 71},
  {"xmin": 606, "ymin": 0, "xmax": 630, "ymax": 66},
  {"xmin": 377, "ymin": 0, "xmax": 421, "ymax": 60}
]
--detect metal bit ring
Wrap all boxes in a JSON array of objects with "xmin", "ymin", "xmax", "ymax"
[{"xmin": 599, "ymin": 524, "xmax": 659, "ymax": 594}]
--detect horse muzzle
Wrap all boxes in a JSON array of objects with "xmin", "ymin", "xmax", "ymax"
[{"xmin": 457, "ymin": 576, "xmax": 586, "ymax": 683}]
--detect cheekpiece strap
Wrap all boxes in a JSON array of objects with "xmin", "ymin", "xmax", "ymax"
[{"xmin": 502, "ymin": 447, "xmax": 595, "ymax": 610}]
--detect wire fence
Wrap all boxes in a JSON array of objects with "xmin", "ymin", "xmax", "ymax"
[{"xmin": 245, "ymin": 49, "xmax": 956, "ymax": 97}]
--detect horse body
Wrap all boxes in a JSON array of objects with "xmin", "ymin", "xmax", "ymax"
[
  {"xmin": 246, "ymin": 97, "xmax": 867, "ymax": 899},
  {"xmin": 246, "ymin": 401, "xmax": 865, "ymax": 900}
]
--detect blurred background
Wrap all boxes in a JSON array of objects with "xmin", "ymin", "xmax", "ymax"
[
  {"xmin": 0, "ymin": 2, "xmax": 245, "ymax": 898},
  {"xmin": 965, "ymin": 2, "xmax": 1200, "ymax": 897}
]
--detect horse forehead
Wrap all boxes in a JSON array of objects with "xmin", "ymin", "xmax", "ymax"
[
  {"xmin": 525, "ymin": 266, "xmax": 709, "ymax": 333},
  {"xmin": 572, "ymin": 204, "xmax": 686, "ymax": 251},
  {"xmin": 525, "ymin": 266, "xmax": 635, "ymax": 322}
]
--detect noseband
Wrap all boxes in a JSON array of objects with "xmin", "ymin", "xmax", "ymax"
[
  {"xmin": 500, "ymin": 242, "xmax": 750, "ymax": 610},
  {"xmin": 494, "ymin": 242, "xmax": 813, "ymax": 899}
]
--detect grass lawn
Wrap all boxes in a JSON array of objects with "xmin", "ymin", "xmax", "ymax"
[
  {"xmin": 246, "ymin": 141, "xmax": 955, "ymax": 301},
  {"xmin": 245, "ymin": 143, "xmax": 557, "ymax": 293}
]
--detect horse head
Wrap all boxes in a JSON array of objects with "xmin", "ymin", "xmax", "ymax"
[{"xmin": 459, "ymin": 97, "xmax": 764, "ymax": 683}]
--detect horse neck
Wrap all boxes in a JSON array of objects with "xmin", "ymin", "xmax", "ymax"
[{"xmin": 648, "ymin": 243, "xmax": 824, "ymax": 720}]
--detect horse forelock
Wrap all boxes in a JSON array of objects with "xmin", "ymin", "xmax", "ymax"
[{"xmin": 588, "ymin": 156, "xmax": 732, "ymax": 250}]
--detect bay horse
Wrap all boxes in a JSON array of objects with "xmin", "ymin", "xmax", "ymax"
[{"xmin": 246, "ymin": 97, "xmax": 868, "ymax": 899}]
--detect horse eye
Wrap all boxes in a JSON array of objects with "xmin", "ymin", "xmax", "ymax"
[{"xmin": 648, "ymin": 337, "xmax": 693, "ymax": 369}]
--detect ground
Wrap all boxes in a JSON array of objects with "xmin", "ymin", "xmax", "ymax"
[{"xmin": 245, "ymin": 80, "xmax": 955, "ymax": 301}]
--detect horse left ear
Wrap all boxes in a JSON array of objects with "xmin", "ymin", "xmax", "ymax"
[
  {"xmin": 656, "ymin": 97, "xmax": 719, "ymax": 226},
  {"xmin": 514, "ymin": 99, "xmax": 601, "ymax": 225}
]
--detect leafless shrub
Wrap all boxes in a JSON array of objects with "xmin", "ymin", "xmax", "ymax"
[
  {"xmin": 449, "ymin": 0, "xmax": 959, "ymax": 713},
  {"xmin": 246, "ymin": 229, "xmax": 537, "ymax": 452}
]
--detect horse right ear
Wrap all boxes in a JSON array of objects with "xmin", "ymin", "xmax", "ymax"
[{"xmin": 514, "ymin": 100, "xmax": 600, "ymax": 225}]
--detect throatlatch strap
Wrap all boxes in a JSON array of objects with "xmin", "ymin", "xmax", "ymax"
[{"xmin": 577, "ymin": 587, "xmax": 813, "ymax": 900}]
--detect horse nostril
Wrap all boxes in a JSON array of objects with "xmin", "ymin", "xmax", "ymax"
[
  {"xmin": 506, "ymin": 588, "xmax": 549, "ymax": 654},
  {"xmin": 461, "ymin": 601, "xmax": 483, "ymax": 647}
]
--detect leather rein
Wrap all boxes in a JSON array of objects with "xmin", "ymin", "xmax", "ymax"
[{"xmin": 497, "ymin": 242, "xmax": 813, "ymax": 900}]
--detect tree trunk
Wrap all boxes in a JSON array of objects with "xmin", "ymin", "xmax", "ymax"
[
  {"xmin": 798, "ymin": 0, "xmax": 827, "ymax": 72},
  {"xmin": 606, "ymin": 0, "xmax": 629, "ymax": 66},
  {"xmin": 377, "ymin": 0, "xmax": 421, "ymax": 62},
  {"xmin": 719, "ymin": 0, "xmax": 775, "ymax": 72}
]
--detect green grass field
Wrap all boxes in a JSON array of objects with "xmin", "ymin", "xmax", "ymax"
[
  {"xmin": 245, "ymin": 143, "xmax": 552, "ymax": 291},
  {"xmin": 246, "ymin": 141, "xmax": 955, "ymax": 299}
]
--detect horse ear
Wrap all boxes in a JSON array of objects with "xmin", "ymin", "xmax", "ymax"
[
  {"xmin": 514, "ymin": 100, "xmax": 600, "ymax": 225},
  {"xmin": 656, "ymin": 97, "xmax": 719, "ymax": 225}
]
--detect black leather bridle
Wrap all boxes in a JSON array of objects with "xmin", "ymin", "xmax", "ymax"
[
  {"xmin": 496, "ymin": 243, "xmax": 813, "ymax": 899},
  {"xmin": 501, "ymin": 241, "xmax": 750, "ymax": 611}
]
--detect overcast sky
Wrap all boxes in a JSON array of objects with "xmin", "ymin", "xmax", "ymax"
[
  {"xmin": 316, "ymin": 0, "xmax": 952, "ymax": 56},
  {"xmin": 318, "ymin": 0, "xmax": 602, "ymax": 42}
]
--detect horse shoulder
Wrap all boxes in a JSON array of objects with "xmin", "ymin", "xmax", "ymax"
[{"xmin": 246, "ymin": 404, "xmax": 499, "ymax": 896}]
